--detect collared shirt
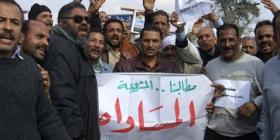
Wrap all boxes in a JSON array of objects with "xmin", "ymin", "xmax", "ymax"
[
  {"xmin": 10, "ymin": 45, "xmax": 24, "ymax": 60},
  {"xmin": 113, "ymin": 54, "xmax": 179, "ymax": 73}
]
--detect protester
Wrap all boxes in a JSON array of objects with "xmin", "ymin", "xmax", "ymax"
[
  {"xmin": 260, "ymin": 10, "xmax": 280, "ymax": 140},
  {"xmin": 161, "ymin": 35, "xmax": 202, "ymax": 74},
  {"xmin": 21, "ymin": 20, "xmax": 51, "ymax": 98},
  {"xmin": 242, "ymin": 36, "xmax": 257, "ymax": 55},
  {"xmin": 85, "ymin": 28, "xmax": 112, "ymax": 73},
  {"xmin": 113, "ymin": 26, "xmax": 178, "ymax": 72},
  {"xmin": 0, "ymin": 0, "xmax": 71, "ymax": 139},
  {"xmin": 102, "ymin": 18, "xmax": 139, "ymax": 66},
  {"xmin": 255, "ymin": 20, "xmax": 277, "ymax": 62},
  {"xmin": 44, "ymin": 2, "xmax": 100, "ymax": 140},
  {"xmin": 99, "ymin": 11, "xmax": 109, "ymax": 27},
  {"xmin": 28, "ymin": 3, "xmax": 53, "ymax": 33},
  {"xmin": 142, "ymin": 0, "xmax": 202, "ymax": 70},
  {"xmin": 205, "ymin": 24, "xmax": 263, "ymax": 140},
  {"xmin": 197, "ymin": 27, "xmax": 220, "ymax": 66},
  {"xmin": 262, "ymin": 0, "xmax": 279, "ymax": 15}
]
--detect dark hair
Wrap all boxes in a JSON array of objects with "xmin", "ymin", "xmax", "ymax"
[
  {"xmin": 103, "ymin": 18, "xmax": 124, "ymax": 32},
  {"xmin": 22, "ymin": 20, "xmax": 31, "ymax": 35},
  {"xmin": 217, "ymin": 23, "xmax": 240, "ymax": 38},
  {"xmin": 0, "ymin": 0, "xmax": 24, "ymax": 22},
  {"xmin": 140, "ymin": 26, "xmax": 163, "ymax": 40},
  {"xmin": 89, "ymin": 28, "xmax": 105, "ymax": 38},
  {"xmin": 254, "ymin": 20, "xmax": 273, "ymax": 35},
  {"xmin": 152, "ymin": 10, "xmax": 169, "ymax": 24},
  {"xmin": 57, "ymin": 2, "xmax": 86, "ymax": 22}
]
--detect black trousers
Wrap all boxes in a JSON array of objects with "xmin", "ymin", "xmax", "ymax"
[{"xmin": 204, "ymin": 128, "xmax": 259, "ymax": 140}]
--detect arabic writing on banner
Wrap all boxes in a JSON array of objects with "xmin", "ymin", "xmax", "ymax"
[
  {"xmin": 214, "ymin": 79, "xmax": 251, "ymax": 109},
  {"xmin": 96, "ymin": 73, "xmax": 214, "ymax": 140}
]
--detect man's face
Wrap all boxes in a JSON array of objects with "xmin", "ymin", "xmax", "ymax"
[
  {"xmin": 255, "ymin": 25, "xmax": 275, "ymax": 54},
  {"xmin": 105, "ymin": 22, "xmax": 123, "ymax": 48},
  {"xmin": 99, "ymin": 11, "xmax": 109, "ymax": 26},
  {"xmin": 141, "ymin": 31, "xmax": 161, "ymax": 57},
  {"xmin": 85, "ymin": 32, "xmax": 105, "ymax": 60},
  {"xmin": 163, "ymin": 45, "xmax": 177, "ymax": 62},
  {"xmin": 0, "ymin": 2, "xmax": 22, "ymax": 58},
  {"xmin": 218, "ymin": 28, "xmax": 241, "ymax": 61},
  {"xmin": 152, "ymin": 15, "xmax": 169, "ymax": 35},
  {"xmin": 22, "ymin": 21, "xmax": 49, "ymax": 62},
  {"xmin": 36, "ymin": 11, "xmax": 53, "ymax": 32},
  {"xmin": 62, "ymin": 8, "xmax": 89, "ymax": 39},
  {"xmin": 242, "ymin": 39, "xmax": 257, "ymax": 55},
  {"xmin": 197, "ymin": 27, "xmax": 217, "ymax": 52}
]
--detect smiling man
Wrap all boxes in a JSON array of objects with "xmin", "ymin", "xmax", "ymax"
[
  {"xmin": 21, "ymin": 20, "xmax": 51, "ymax": 98},
  {"xmin": 85, "ymin": 28, "xmax": 112, "ymax": 73},
  {"xmin": 255, "ymin": 20, "xmax": 277, "ymax": 62},
  {"xmin": 205, "ymin": 24, "xmax": 264, "ymax": 140}
]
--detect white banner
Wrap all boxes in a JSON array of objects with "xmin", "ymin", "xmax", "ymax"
[
  {"xmin": 96, "ymin": 73, "xmax": 214, "ymax": 140},
  {"xmin": 175, "ymin": 0, "xmax": 213, "ymax": 31},
  {"xmin": 214, "ymin": 79, "xmax": 251, "ymax": 109}
]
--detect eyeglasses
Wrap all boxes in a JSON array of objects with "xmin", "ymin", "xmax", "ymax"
[{"xmin": 63, "ymin": 15, "xmax": 89, "ymax": 23}]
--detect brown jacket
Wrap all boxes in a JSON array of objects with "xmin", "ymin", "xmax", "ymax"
[
  {"xmin": 102, "ymin": 39, "xmax": 139, "ymax": 66},
  {"xmin": 113, "ymin": 54, "xmax": 179, "ymax": 73}
]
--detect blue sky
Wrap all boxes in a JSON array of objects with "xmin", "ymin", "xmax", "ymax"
[{"xmin": 16, "ymin": 0, "xmax": 280, "ymax": 33}]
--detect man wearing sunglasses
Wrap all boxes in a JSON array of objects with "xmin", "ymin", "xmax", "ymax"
[{"xmin": 44, "ymin": 2, "xmax": 100, "ymax": 140}]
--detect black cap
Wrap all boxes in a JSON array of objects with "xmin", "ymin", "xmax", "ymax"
[{"xmin": 28, "ymin": 3, "xmax": 51, "ymax": 20}]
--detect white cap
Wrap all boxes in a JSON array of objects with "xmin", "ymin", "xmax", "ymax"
[{"xmin": 161, "ymin": 35, "xmax": 176, "ymax": 52}]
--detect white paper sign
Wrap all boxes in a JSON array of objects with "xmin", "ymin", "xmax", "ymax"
[
  {"xmin": 175, "ymin": 0, "xmax": 212, "ymax": 32},
  {"xmin": 96, "ymin": 73, "xmax": 214, "ymax": 140},
  {"xmin": 214, "ymin": 79, "xmax": 251, "ymax": 109}
]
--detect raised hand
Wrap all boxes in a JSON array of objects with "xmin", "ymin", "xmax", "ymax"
[
  {"xmin": 170, "ymin": 11, "xmax": 185, "ymax": 32},
  {"xmin": 261, "ymin": 0, "xmax": 279, "ymax": 14},
  {"xmin": 89, "ymin": 0, "xmax": 106, "ymax": 13},
  {"xmin": 143, "ymin": 0, "xmax": 155, "ymax": 13},
  {"xmin": 202, "ymin": 12, "xmax": 219, "ymax": 23}
]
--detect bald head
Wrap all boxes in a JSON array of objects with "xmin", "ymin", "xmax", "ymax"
[{"xmin": 197, "ymin": 27, "xmax": 217, "ymax": 52}]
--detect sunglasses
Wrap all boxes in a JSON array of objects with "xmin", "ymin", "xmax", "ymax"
[{"xmin": 63, "ymin": 15, "xmax": 89, "ymax": 23}]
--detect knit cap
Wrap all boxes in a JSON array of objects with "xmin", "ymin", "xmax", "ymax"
[{"xmin": 28, "ymin": 3, "xmax": 51, "ymax": 20}]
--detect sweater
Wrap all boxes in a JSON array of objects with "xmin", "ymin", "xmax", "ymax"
[
  {"xmin": 261, "ymin": 56, "xmax": 280, "ymax": 140},
  {"xmin": 206, "ymin": 53, "xmax": 264, "ymax": 137},
  {"xmin": 0, "ymin": 53, "xmax": 71, "ymax": 140}
]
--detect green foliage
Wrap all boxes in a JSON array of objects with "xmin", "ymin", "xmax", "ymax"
[{"xmin": 219, "ymin": 0, "xmax": 260, "ymax": 35}]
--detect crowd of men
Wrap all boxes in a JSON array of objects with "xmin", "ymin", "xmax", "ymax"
[{"xmin": 0, "ymin": 0, "xmax": 280, "ymax": 139}]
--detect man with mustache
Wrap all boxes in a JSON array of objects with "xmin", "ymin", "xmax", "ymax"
[
  {"xmin": 197, "ymin": 27, "xmax": 220, "ymax": 67},
  {"xmin": 241, "ymin": 36, "xmax": 257, "ymax": 56},
  {"xmin": 161, "ymin": 35, "xmax": 202, "ymax": 74},
  {"xmin": 113, "ymin": 26, "xmax": 178, "ymax": 73},
  {"xmin": 255, "ymin": 20, "xmax": 277, "ymax": 62},
  {"xmin": 143, "ymin": 0, "xmax": 202, "ymax": 71},
  {"xmin": 85, "ymin": 28, "xmax": 112, "ymax": 73},
  {"xmin": 28, "ymin": 3, "xmax": 53, "ymax": 33},
  {"xmin": 21, "ymin": 20, "xmax": 51, "ymax": 98},
  {"xmin": 102, "ymin": 18, "xmax": 139, "ymax": 67},
  {"xmin": 0, "ymin": 0, "xmax": 71, "ymax": 139},
  {"xmin": 205, "ymin": 24, "xmax": 263, "ymax": 140},
  {"xmin": 44, "ymin": 2, "xmax": 100, "ymax": 140}
]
